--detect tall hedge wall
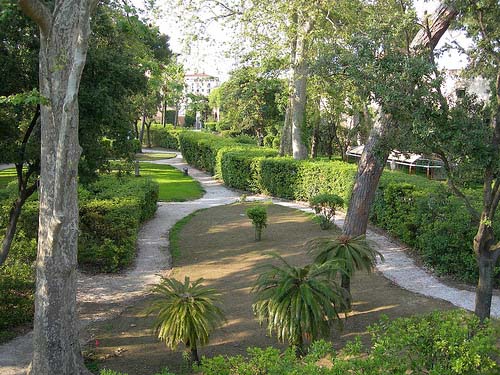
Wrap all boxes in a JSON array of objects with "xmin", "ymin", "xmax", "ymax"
[
  {"xmin": 148, "ymin": 124, "xmax": 183, "ymax": 150},
  {"xmin": 178, "ymin": 130, "xmax": 500, "ymax": 286}
]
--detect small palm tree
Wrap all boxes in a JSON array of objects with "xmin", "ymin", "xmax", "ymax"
[
  {"xmin": 148, "ymin": 276, "xmax": 225, "ymax": 364},
  {"xmin": 307, "ymin": 235, "xmax": 383, "ymax": 296},
  {"xmin": 252, "ymin": 253, "xmax": 349, "ymax": 355}
]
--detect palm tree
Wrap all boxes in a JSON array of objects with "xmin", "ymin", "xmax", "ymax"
[
  {"xmin": 252, "ymin": 253, "xmax": 349, "ymax": 355},
  {"xmin": 148, "ymin": 276, "xmax": 225, "ymax": 364},
  {"xmin": 307, "ymin": 235, "xmax": 383, "ymax": 296}
]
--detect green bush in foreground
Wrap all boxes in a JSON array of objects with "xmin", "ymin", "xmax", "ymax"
[
  {"xmin": 246, "ymin": 205, "xmax": 267, "ymax": 241},
  {"xmin": 148, "ymin": 276, "xmax": 225, "ymax": 364},
  {"xmin": 252, "ymin": 253, "xmax": 349, "ymax": 354},
  {"xmin": 197, "ymin": 310, "xmax": 497, "ymax": 375}
]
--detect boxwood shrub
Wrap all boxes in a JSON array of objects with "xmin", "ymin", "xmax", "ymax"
[
  {"xmin": 0, "ymin": 175, "xmax": 159, "ymax": 338},
  {"xmin": 148, "ymin": 124, "xmax": 183, "ymax": 150},
  {"xmin": 178, "ymin": 130, "xmax": 500, "ymax": 285}
]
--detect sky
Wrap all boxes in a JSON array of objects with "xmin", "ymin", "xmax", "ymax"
[{"xmin": 134, "ymin": 0, "xmax": 470, "ymax": 82}]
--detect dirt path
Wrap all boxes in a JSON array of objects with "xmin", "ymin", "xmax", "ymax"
[{"xmin": 0, "ymin": 153, "xmax": 238, "ymax": 375}]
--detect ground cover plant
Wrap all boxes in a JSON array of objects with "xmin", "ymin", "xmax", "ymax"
[
  {"xmin": 138, "ymin": 163, "xmax": 204, "ymax": 202},
  {"xmin": 87, "ymin": 203, "xmax": 454, "ymax": 375}
]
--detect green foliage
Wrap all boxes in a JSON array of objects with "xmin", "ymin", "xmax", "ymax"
[
  {"xmin": 78, "ymin": 176, "xmax": 159, "ymax": 272},
  {"xmin": 252, "ymin": 253, "xmax": 349, "ymax": 352},
  {"xmin": 309, "ymin": 193, "xmax": 344, "ymax": 229},
  {"xmin": 100, "ymin": 369, "xmax": 175, "ymax": 375},
  {"xmin": 246, "ymin": 205, "xmax": 267, "ymax": 241},
  {"xmin": 307, "ymin": 235, "xmax": 383, "ymax": 278},
  {"xmin": 197, "ymin": 310, "xmax": 498, "ymax": 375},
  {"xmin": 148, "ymin": 276, "xmax": 225, "ymax": 355},
  {"xmin": 148, "ymin": 124, "xmax": 183, "ymax": 150}
]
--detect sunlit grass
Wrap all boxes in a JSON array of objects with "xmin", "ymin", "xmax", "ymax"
[
  {"xmin": 0, "ymin": 168, "xmax": 17, "ymax": 189},
  {"xmin": 138, "ymin": 162, "xmax": 204, "ymax": 202},
  {"xmin": 135, "ymin": 152, "xmax": 176, "ymax": 161}
]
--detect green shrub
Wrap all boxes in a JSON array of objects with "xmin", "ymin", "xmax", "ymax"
[
  {"xmin": 197, "ymin": 311, "xmax": 498, "ymax": 375},
  {"xmin": 232, "ymin": 134, "xmax": 257, "ymax": 145},
  {"xmin": 246, "ymin": 205, "xmax": 267, "ymax": 241},
  {"xmin": 148, "ymin": 124, "xmax": 183, "ymax": 150},
  {"xmin": 204, "ymin": 121, "xmax": 217, "ymax": 132},
  {"xmin": 309, "ymin": 193, "xmax": 344, "ymax": 229},
  {"xmin": 78, "ymin": 176, "xmax": 159, "ymax": 272}
]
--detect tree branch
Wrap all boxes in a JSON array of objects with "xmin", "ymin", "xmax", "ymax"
[
  {"xmin": 436, "ymin": 150, "xmax": 481, "ymax": 223},
  {"xmin": 18, "ymin": 0, "xmax": 52, "ymax": 35}
]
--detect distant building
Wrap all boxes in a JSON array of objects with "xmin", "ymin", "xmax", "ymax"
[
  {"xmin": 178, "ymin": 73, "xmax": 220, "ymax": 127},
  {"xmin": 184, "ymin": 73, "xmax": 220, "ymax": 96}
]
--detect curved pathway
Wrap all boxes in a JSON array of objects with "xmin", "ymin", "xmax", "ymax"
[{"xmin": 0, "ymin": 151, "xmax": 498, "ymax": 374}]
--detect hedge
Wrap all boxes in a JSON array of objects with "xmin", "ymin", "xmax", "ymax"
[
  {"xmin": 0, "ymin": 175, "xmax": 159, "ymax": 336},
  {"xmin": 148, "ymin": 124, "xmax": 183, "ymax": 150},
  {"xmin": 178, "ymin": 131, "xmax": 500, "ymax": 285}
]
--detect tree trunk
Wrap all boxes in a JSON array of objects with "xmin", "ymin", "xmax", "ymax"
[
  {"xmin": 280, "ymin": 103, "xmax": 292, "ymax": 156},
  {"xmin": 0, "ymin": 198, "xmax": 25, "ymax": 265},
  {"xmin": 475, "ymin": 249, "xmax": 496, "ymax": 321},
  {"xmin": 19, "ymin": 0, "xmax": 96, "ymax": 374},
  {"xmin": 342, "ymin": 110, "xmax": 393, "ymax": 237},
  {"xmin": 342, "ymin": 3, "xmax": 457, "ymax": 238},
  {"xmin": 146, "ymin": 122, "xmax": 152, "ymax": 148},
  {"xmin": 291, "ymin": 18, "xmax": 311, "ymax": 160},
  {"xmin": 139, "ymin": 111, "xmax": 146, "ymax": 147},
  {"xmin": 162, "ymin": 98, "xmax": 167, "ymax": 127}
]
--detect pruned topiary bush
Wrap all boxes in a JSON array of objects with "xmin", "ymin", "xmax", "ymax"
[
  {"xmin": 246, "ymin": 205, "xmax": 267, "ymax": 241},
  {"xmin": 148, "ymin": 124, "xmax": 183, "ymax": 150}
]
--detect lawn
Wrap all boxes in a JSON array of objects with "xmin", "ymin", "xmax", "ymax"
[
  {"xmin": 0, "ymin": 168, "xmax": 17, "ymax": 189},
  {"xmin": 138, "ymin": 162, "xmax": 203, "ymax": 202},
  {"xmin": 135, "ymin": 153, "xmax": 176, "ymax": 161}
]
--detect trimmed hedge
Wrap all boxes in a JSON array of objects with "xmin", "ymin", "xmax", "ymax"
[
  {"xmin": 148, "ymin": 124, "xmax": 183, "ymax": 150},
  {"xmin": 178, "ymin": 131, "xmax": 500, "ymax": 285},
  {"xmin": 0, "ymin": 175, "xmax": 159, "ymax": 337},
  {"xmin": 78, "ymin": 176, "xmax": 159, "ymax": 272}
]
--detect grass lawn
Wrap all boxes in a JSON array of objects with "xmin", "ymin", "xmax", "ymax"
[
  {"xmin": 138, "ymin": 162, "xmax": 203, "ymax": 202},
  {"xmin": 135, "ymin": 152, "xmax": 176, "ymax": 161},
  {"xmin": 0, "ymin": 168, "xmax": 17, "ymax": 189}
]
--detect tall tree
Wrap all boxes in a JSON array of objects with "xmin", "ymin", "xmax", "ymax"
[
  {"xmin": 18, "ymin": 0, "xmax": 97, "ymax": 374},
  {"xmin": 412, "ymin": 0, "xmax": 500, "ymax": 320},
  {"xmin": 341, "ymin": 2, "xmax": 457, "ymax": 238}
]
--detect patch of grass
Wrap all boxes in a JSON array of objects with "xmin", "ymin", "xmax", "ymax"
[
  {"xmin": 135, "ymin": 153, "xmax": 176, "ymax": 161},
  {"xmin": 169, "ymin": 209, "xmax": 205, "ymax": 260},
  {"xmin": 0, "ymin": 168, "xmax": 17, "ymax": 188},
  {"xmin": 138, "ymin": 163, "xmax": 203, "ymax": 202}
]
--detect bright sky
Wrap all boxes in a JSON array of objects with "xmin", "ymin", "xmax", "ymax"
[{"xmin": 134, "ymin": 0, "xmax": 469, "ymax": 82}]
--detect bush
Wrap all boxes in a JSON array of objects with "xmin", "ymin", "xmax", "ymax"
[
  {"xmin": 246, "ymin": 205, "xmax": 267, "ymax": 241},
  {"xmin": 309, "ymin": 193, "xmax": 344, "ymax": 229},
  {"xmin": 148, "ymin": 124, "xmax": 183, "ymax": 150},
  {"xmin": 197, "ymin": 311, "xmax": 498, "ymax": 375},
  {"xmin": 204, "ymin": 121, "xmax": 217, "ymax": 132},
  {"xmin": 78, "ymin": 176, "xmax": 159, "ymax": 272}
]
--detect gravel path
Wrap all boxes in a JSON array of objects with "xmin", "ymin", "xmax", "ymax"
[
  {"xmin": 0, "ymin": 151, "xmax": 497, "ymax": 374},
  {"xmin": 0, "ymin": 153, "xmax": 238, "ymax": 375}
]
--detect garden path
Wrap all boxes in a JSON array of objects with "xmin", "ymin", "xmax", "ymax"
[
  {"xmin": 1, "ymin": 150, "xmax": 498, "ymax": 375},
  {"xmin": 0, "ymin": 151, "xmax": 239, "ymax": 375}
]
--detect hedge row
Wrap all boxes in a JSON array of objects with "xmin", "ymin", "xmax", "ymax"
[
  {"xmin": 178, "ymin": 130, "xmax": 499, "ymax": 285},
  {"xmin": 148, "ymin": 124, "xmax": 183, "ymax": 150},
  {"xmin": 0, "ymin": 175, "xmax": 158, "ymax": 336}
]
